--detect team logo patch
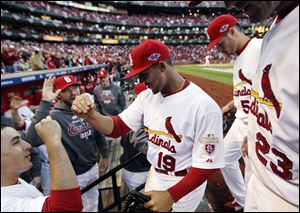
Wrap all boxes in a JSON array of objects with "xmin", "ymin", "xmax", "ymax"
[
  {"xmin": 200, "ymin": 133, "xmax": 219, "ymax": 144},
  {"xmin": 220, "ymin": 24, "xmax": 229, "ymax": 33},
  {"xmin": 64, "ymin": 76, "xmax": 72, "ymax": 83},
  {"xmin": 205, "ymin": 144, "xmax": 215, "ymax": 154},
  {"xmin": 148, "ymin": 53, "xmax": 161, "ymax": 61}
]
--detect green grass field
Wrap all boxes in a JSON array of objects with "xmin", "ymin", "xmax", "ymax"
[{"xmin": 175, "ymin": 64, "xmax": 234, "ymax": 85}]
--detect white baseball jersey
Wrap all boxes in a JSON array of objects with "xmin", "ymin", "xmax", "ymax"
[
  {"xmin": 119, "ymin": 81, "xmax": 225, "ymax": 173},
  {"xmin": 220, "ymin": 39, "xmax": 262, "ymax": 207},
  {"xmin": 247, "ymin": 6, "xmax": 299, "ymax": 208},
  {"xmin": 1, "ymin": 178, "xmax": 47, "ymax": 212},
  {"xmin": 233, "ymin": 38, "xmax": 263, "ymax": 124}
]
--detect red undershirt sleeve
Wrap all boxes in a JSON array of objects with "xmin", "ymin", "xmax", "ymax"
[
  {"xmin": 41, "ymin": 187, "xmax": 83, "ymax": 212},
  {"xmin": 167, "ymin": 167, "xmax": 217, "ymax": 202},
  {"xmin": 106, "ymin": 115, "xmax": 131, "ymax": 138}
]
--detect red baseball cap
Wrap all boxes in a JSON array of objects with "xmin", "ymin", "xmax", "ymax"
[
  {"xmin": 134, "ymin": 83, "xmax": 147, "ymax": 95},
  {"xmin": 123, "ymin": 40, "xmax": 171, "ymax": 80},
  {"xmin": 55, "ymin": 75, "xmax": 79, "ymax": 91},
  {"xmin": 97, "ymin": 70, "xmax": 108, "ymax": 78},
  {"xmin": 206, "ymin": 14, "xmax": 238, "ymax": 50}
]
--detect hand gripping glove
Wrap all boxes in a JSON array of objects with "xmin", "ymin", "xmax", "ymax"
[
  {"xmin": 121, "ymin": 190, "xmax": 151, "ymax": 212},
  {"xmin": 223, "ymin": 110, "xmax": 236, "ymax": 135}
]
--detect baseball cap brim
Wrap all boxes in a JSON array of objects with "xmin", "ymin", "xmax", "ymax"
[
  {"xmin": 123, "ymin": 63, "xmax": 154, "ymax": 80},
  {"xmin": 188, "ymin": 1, "xmax": 202, "ymax": 7},
  {"xmin": 206, "ymin": 35, "xmax": 224, "ymax": 51}
]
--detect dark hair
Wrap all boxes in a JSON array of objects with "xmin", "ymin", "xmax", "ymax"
[
  {"xmin": 164, "ymin": 57, "xmax": 173, "ymax": 66},
  {"xmin": 151, "ymin": 57, "xmax": 173, "ymax": 69},
  {"xmin": 234, "ymin": 23, "xmax": 243, "ymax": 33}
]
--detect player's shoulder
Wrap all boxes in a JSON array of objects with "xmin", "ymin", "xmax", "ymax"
[
  {"xmin": 249, "ymin": 37, "xmax": 263, "ymax": 49},
  {"xmin": 240, "ymin": 37, "xmax": 263, "ymax": 57},
  {"xmin": 186, "ymin": 82, "xmax": 221, "ymax": 113},
  {"xmin": 133, "ymin": 88, "xmax": 152, "ymax": 102},
  {"xmin": 93, "ymin": 84, "xmax": 101, "ymax": 92}
]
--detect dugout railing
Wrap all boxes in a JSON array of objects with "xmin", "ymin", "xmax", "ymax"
[{"xmin": 81, "ymin": 152, "xmax": 146, "ymax": 212}]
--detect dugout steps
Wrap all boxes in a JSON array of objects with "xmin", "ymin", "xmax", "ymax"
[{"xmin": 81, "ymin": 137, "xmax": 145, "ymax": 211}]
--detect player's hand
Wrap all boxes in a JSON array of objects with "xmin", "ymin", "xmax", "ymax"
[
  {"xmin": 35, "ymin": 116, "xmax": 62, "ymax": 144},
  {"xmin": 221, "ymin": 105, "xmax": 230, "ymax": 114},
  {"xmin": 241, "ymin": 136, "xmax": 248, "ymax": 158},
  {"xmin": 144, "ymin": 190, "xmax": 174, "ymax": 212},
  {"xmin": 9, "ymin": 96, "xmax": 22, "ymax": 110},
  {"xmin": 42, "ymin": 76, "xmax": 62, "ymax": 102},
  {"xmin": 99, "ymin": 157, "xmax": 109, "ymax": 176},
  {"xmin": 71, "ymin": 93, "xmax": 95, "ymax": 119}
]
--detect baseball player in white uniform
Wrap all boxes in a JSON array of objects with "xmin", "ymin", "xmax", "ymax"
[
  {"xmin": 223, "ymin": 1, "xmax": 299, "ymax": 212},
  {"xmin": 204, "ymin": 55, "xmax": 211, "ymax": 66},
  {"xmin": 71, "ymin": 39, "xmax": 225, "ymax": 212},
  {"xmin": 206, "ymin": 14, "xmax": 263, "ymax": 211},
  {"xmin": 1, "ymin": 115, "xmax": 83, "ymax": 212}
]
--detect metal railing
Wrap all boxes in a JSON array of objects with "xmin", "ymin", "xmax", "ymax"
[{"xmin": 81, "ymin": 152, "xmax": 145, "ymax": 212}]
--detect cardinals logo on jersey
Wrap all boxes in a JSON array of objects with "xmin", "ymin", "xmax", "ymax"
[
  {"xmin": 205, "ymin": 144, "xmax": 215, "ymax": 155},
  {"xmin": 261, "ymin": 64, "xmax": 281, "ymax": 119},
  {"xmin": 165, "ymin": 116, "xmax": 182, "ymax": 143},
  {"xmin": 238, "ymin": 68, "xmax": 252, "ymax": 85}
]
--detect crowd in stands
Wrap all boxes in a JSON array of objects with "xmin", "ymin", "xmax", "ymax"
[
  {"xmin": 1, "ymin": 40, "xmax": 129, "ymax": 73},
  {"xmin": 121, "ymin": 1, "xmax": 225, "ymax": 7},
  {"xmin": 2, "ymin": 9, "xmax": 268, "ymax": 39},
  {"xmin": 10, "ymin": 1, "xmax": 273, "ymax": 26},
  {"xmin": 1, "ymin": 39, "xmax": 235, "ymax": 74}
]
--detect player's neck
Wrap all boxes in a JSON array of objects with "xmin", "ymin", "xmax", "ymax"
[
  {"xmin": 1, "ymin": 173, "xmax": 20, "ymax": 187},
  {"xmin": 163, "ymin": 72, "xmax": 185, "ymax": 95},
  {"xmin": 236, "ymin": 36, "xmax": 251, "ymax": 56}
]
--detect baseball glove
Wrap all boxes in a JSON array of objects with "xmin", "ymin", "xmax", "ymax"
[
  {"xmin": 121, "ymin": 190, "xmax": 151, "ymax": 212},
  {"xmin": 223, "ymin": 110, "xmax": 236, "ymax": 135}
]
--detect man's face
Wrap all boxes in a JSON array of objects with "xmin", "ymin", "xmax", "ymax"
[
  {"xmin": 99, "ymin": 76, "xmax": 110, "ymax": 87},
  {"xmin": 59, "ymin": 85, "xmax": 81, "ymax": 106},
  {"xmin": 1, "ymin": 127, "xmax": 32, "ymax": 175},
  {"xmin": 224, "ymin": 1, "xmax": 282, "ymax": 23},
  {"xmin": 138, "ymin": 62, "xmax": 165, "ymax": 94},
  {"xmin": 217, "ymin": 31, "xmax": 237, "ymax": 55}
]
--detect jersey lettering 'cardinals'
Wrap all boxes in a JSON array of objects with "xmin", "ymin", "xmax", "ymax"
[
  {"xmin": 165, "ymin": 116, "xmax": 182, "ymax": 143},
  {"xmin": 261, "ymin": 64, "xmax": 281, "ymax": 119}
]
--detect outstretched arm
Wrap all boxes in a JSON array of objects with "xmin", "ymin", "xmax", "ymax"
[
  {"xmin": 27, "ymin": 76, "xmax": 61, "ymax": 147},
  {"xmin": 72, "ymin": 93, "xmax": 115, "ymax": 135},
  {"xmin": 35, "ymin": 116, "xmax": 83, "ymax": 212},
  {"xmin": 9, "ymin": 96, "xmax": 25, "ymax": 129},
  {"xmin": 221, "ymin": 100, "xmax": 235, "ymax": 114}
]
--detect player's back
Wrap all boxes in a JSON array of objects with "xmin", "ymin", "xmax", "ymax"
[{"xmin": 247, "ymin": 5, "xmax": 299, "ymax": 207}]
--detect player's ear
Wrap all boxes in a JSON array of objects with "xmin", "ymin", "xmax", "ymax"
[
  {"xmin": 159, "ymin": 61, "xmax": 167, "ymax": 71},
  {"xmin": 229, "ymin": 27, "xmax": 236, "ymax": 36}
]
